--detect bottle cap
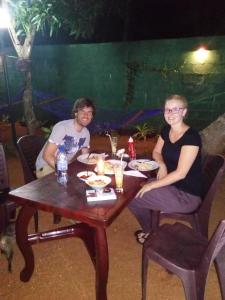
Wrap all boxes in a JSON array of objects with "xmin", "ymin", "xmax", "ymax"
[
  {"xmin": 58, "ymin": 145, "xmax": 65, "ymax": 152},
  {"xmin": 128, "ymin": 136, "xmax": 133, "ymax": 142}
]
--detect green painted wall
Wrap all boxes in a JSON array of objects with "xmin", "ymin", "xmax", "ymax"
[
  {"xmin": 1, "ymin": 35, "xmax": 225, "ymax": 130},
  {"xmin": 32, "ymin": 43, "xmax": 127, "ymax": 110}
]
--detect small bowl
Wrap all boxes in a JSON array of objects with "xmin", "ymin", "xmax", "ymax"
[{"xmin": 86, "ymin": 175, "xmax": 111, "ymax": 191}]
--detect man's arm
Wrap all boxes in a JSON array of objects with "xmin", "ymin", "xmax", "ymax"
[{"xmin": 43, "ymin": 141, "xmax": 58, "ymax": 169}]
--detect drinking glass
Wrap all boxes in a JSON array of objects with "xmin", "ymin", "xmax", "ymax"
[
  {"xmin": 96, "ymin": 157, "xmax": 105, "ymax": 175},
  {"xmin": 114, "ymin": 164, "xmax": 123, "ymax": 193},
  {"xmin": 110, "ymin": 136, "xmax": 118, "ymax": 157}
]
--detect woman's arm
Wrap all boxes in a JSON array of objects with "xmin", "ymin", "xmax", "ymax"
[
  {"xmin": 137, "ymin": 145, "xmax": 199, "ymax": 197},
  {"xmin": 152, "ymin": 136, "xmax": 168, "ymax": 179}
]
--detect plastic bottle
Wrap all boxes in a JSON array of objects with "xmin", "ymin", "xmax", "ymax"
[
  {"xmin": 128, "ymin": 136, "xmax": 136, "ymax": 160},
  {"xmin": 56, "ymin": 145, "xmax": 68, "ymax": 185}
]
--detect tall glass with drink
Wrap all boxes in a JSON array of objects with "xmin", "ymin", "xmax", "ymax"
[
  {"xmin": 114, "ymin": 164, "xmax": 124, "ymax": 193},
  {"xmin": 96, "ymin": 157, "xmax": 105, "ymax": 175},
  {"xmin": 110, "ymin": 136, "xmax": 118, "ymax": 157}
]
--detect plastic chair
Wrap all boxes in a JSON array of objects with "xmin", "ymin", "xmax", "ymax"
[
  {"xmin": 151, "ymin": 154, "xmax": 225, "ymax": 238},
  {"xmin": 17, "ymin": 135, "xmax": 46, "ymax": 232},
  {"xmin": 0, "ymin": 143, "xmax": 17, "ymax": 234},
  {"xmin": 17, "ymin": 135, "xmax": 46, "ymax": 184},
  {"xmin": 17, "ymin": 135, "xmax": 61, "ymax": 227},
  {"xmin": 142, "ymin": 221, "xmax": 225, "ymax": 300}
]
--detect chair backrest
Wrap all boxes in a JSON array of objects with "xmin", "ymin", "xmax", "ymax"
[
  {"xmin": 0, "ymin": 143, "xmax": 10, "ymax": 193},
  {"xmin": 197, "ymin": 154, "xmax": 225, "ymax": 231},
  {"xmin": 201, "ymin": 154, "xmax": 225, "ymax": 207},
  {"xmin": 200, "ymin": 219, "xmax": 225, "ymax": 271},
  {"xmin": 17, "ymin": 135, "xmax": 46, "ymax": 183}
]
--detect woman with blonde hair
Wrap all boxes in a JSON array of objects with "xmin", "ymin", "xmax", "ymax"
[{"xmin": 129, "ymin": 94, "xmax": 202, "ymax": 244}]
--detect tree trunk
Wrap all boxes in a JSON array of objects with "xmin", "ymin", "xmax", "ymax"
[
  {"xmin": 17, "ymin": 59, "xmax": 39, "ymax": 134},
  {"xmin": 6, "ymin": 19, "xmax": 38, "ymax": 134},
  {"xmin": 200, "ymin": 113, "xmax": 225, "ymax": 156}
]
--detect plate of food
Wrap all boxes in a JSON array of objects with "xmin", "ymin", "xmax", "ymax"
[
  {"xmin": 77, "ymin": 171, "xmax": 96, "ymax": 181},
  {"xmin": 95, "ymin": 159, "xmax": 127, "ymax": 175},
  {"xmin": 77, "ymin": 153, "xmax": 106, "ymax": 165},
  {"xmin": 86, "ymin": 175, "xmax": 111, "ymax": 191},
  {"xmin": 128, "ymin": 159, "xmax": 159, "ymax": 172}
]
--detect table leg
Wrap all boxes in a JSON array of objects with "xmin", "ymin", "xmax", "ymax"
[
  {"xmin": 94, "ymin": 227, "xmax": 108, "ymax": 300},
  {"xmin": 15, "ymin": 205, "xmax": 36, "ymax": 282}
]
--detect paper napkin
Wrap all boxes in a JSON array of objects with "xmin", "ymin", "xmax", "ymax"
[{"xmin": 123, "ymin": 170, "xmax": 147, "ymax": 178}]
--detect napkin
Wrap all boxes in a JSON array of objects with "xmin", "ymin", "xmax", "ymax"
[{"xmin": 123, "ymin": 170, "xmax": 147, "ymax": 178}]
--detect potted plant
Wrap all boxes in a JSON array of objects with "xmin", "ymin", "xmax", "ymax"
[
  {"xmin": 132, "ymin": 122, "xmax": 157, "ymax": 155},
  {"xmin": 133, "ymin": 122, "xmax": 156, "ymax": 141}
]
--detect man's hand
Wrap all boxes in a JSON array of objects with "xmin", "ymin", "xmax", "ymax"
[{"xmin": 81, "ymin": 147, "xmax": 89, "ymax": 154}]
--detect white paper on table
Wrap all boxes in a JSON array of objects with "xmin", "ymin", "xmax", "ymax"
[{"xmin": 123, "ymin": 170, "xmax": 147, "ymax": 178}]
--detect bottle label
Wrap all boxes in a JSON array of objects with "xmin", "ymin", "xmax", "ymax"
[
  {"xmin": 57, "ymin": 152, "xmax": 68, "ymax": 184},
  {"xmin": 57, "ymin": 159, "xmax": 68, "ymax": 171}
]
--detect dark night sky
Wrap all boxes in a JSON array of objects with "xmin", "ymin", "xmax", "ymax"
[
  {"xmin": 28, "ymin": 0, "xmax": 225, "ymax": 44},
  {"xmin": 128, "ymin": 0, "xmax": 225, "ymax": 41},
  {"xmin": 116, "ymin": 0, "xmax": 225, "ymax": 41},
  {"xmin": 4, "ymin": 0, "xmax": 225, "ymax": 46}
]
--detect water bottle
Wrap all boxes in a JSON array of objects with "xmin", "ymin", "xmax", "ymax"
[
  {"xmin": 128, "ymin": 136, "xmax": 136, "ymax": 160},
  {"xmin": 56, "ymin": 145, "xmax": 68, "ymax": 185}
]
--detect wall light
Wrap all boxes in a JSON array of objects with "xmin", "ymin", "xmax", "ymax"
[{"xmin": 194, "ymin": 47, "xmax": 209, "ymax": 64}]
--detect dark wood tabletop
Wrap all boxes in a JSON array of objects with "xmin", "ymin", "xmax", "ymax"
[{"xmin": 9, "ymin": 158, "xmax": 148, "ymax": 300}]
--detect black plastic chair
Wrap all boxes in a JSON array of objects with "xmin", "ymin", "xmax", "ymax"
[
  {"xmin": 0, "ymin": 143, "xmax": 17, "ymax": 234},
  {"xmin": 151, "ymin": 154, "xmax": 225, "ymax": 238},
  {"xmin": 17, "ymin": 135, "xmax": 46, "ymax": 232},
  {"xmin": 17, "ymin": 135, "xmax": 46, "ymax": 184},
  {"xmin": 17, "ymin": 135, "xmax": 61, "ymax": 227},
  {"xmin": 142, "ymin": 221, "xmax": 225, "ymax": 300}
]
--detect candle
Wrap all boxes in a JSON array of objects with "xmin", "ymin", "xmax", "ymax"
[{"xmin": 97, "ymin": 157, "xmax": 105, "ymax": 175}]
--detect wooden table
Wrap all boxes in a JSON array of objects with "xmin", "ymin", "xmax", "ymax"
[{"xmin": 8, "ymin": 160, "xmax": 147, "ymax": 300}]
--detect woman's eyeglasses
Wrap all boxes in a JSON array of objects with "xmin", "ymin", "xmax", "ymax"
[{"xmin": 164, "ymin": 107, "xmax": 185, "ymax": 114}]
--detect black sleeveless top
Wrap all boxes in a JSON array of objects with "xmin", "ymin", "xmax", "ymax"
[{"xmin": 161, "ymin": 125, "xmax": 202, "ymax": 197}]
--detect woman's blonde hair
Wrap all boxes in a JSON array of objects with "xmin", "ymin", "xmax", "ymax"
[{"xmin": 164, "ymin": 94, "xmax": 188, "ymax": 109}]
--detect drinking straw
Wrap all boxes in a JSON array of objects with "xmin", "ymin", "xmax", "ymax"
[
  {"xmin": 105, "ymin": 132, "xmax": 112, "ymax": 145},
  {"xmin": 120, "ymin": 153, "xmax": 124, "ymax": 166},
  {"xmin": 117, "ymin": 148, "xmax": 125, "ymax": 166}
]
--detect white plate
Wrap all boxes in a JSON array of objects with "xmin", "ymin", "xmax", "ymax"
[
  {"xmin": 128, "ymin": 159, "xmax": 159, "ymax": 171},
  {"xmin": 95, "ymin": 159, "xmax": 127, "ymax": 175},
  {"xmin": 77, "ymin": 171, "xmax": 96, "ymax": 181},
  {"xmin": 77, "ymin": 153, "xmax": 105, "ymax": 165}
]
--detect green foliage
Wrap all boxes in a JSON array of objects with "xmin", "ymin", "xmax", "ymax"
[
  {"xmin": 5, "ymin": 0, "xmax": 106, "ymax": 40},
  {"xmin": 133, "ymin": 122, "xmax": 155, "ymax": 141},
  {"xmin": 0, "ymin": 114, "xmax": 10, "ymax": 123},
  {"xmin": 7, "ymin": 0, "xmax": 60, "ymax": 37},
  {"xmin": 41, "ymin": 125, "xmax": 53, "ymax": 138}
]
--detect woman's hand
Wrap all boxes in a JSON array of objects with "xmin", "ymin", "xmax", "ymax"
[
  {"xmin": 136, "ymin": 182, "xmax": 155, "ymax": 198},
  {"xmin": 157, "ymin": 163, "xmax": 168, "ymax": 180}
]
